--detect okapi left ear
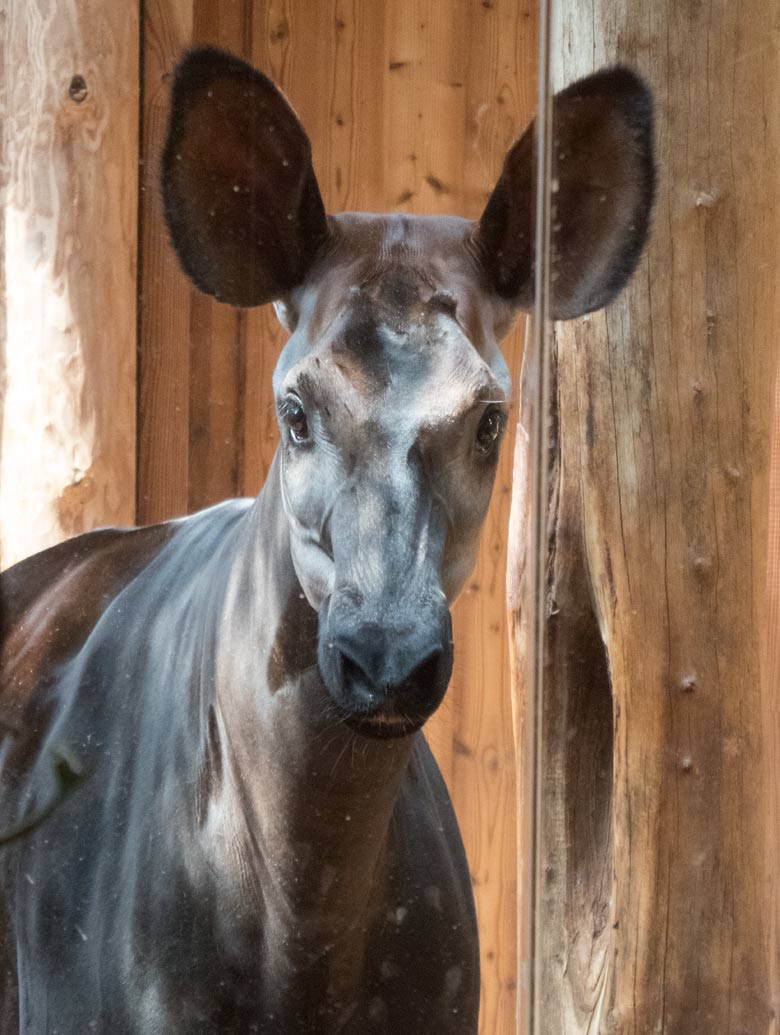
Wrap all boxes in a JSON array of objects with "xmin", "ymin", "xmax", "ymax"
[
  {"xmin": 475, "ymin": 67, "xmax": 656, "ymax": 320},
  {"xmin": 162, "ymin": 47, "xmax": 330, "ymax": 307}
]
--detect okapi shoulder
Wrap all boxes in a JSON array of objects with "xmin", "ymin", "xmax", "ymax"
[{"xmin": 0, "ymin": 522, "xmax": 178, "ymax": 710}]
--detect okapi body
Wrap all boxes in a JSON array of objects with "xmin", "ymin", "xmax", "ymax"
[{"xmin": 0, "ymin": 50, "xmax": 654, "ymax": 1034}]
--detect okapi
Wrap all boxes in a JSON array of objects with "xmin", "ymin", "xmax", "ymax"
[{"xmin": 0, "ymin": 48, "xmax": 654, "ymax": 1034}]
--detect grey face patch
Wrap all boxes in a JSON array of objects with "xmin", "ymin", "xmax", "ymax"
[
  {"xmin": 335, "ymin": 312, "xmax": 393, "ymax": 392},
  {"xmin": 271, "ymin": 213, "xmax": 511, "ymax": 724},
  {"xmin": 368, "ymin": 268, "xmax": 424, "ymax": 312}
]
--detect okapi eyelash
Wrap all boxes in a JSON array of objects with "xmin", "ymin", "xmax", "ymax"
[{"xmin": 278, "ymin": 394, "xmax": 305, "ymax": 416}]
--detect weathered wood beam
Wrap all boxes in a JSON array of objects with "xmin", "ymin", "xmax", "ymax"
[{"xmin": 511, "ymin": 0, "xmax": 780, "ymax": 1031}]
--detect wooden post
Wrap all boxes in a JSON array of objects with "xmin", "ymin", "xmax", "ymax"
[
  {"xmin": 0, "ymin": 1, "xmax": 139, "ymax": 568},
  {"xmin": 509, "ymin": 1, "xmax": 780, "ymax": 1031},
  {"xmin": 765, "ymin": 365, "xmax": 780, "ymax": 1032}
]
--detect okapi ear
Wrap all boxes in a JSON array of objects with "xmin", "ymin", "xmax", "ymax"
[
  {"xmin": 162, "ymin": 47, "xmax": 330, "ymax": 307},
  {"xmin": 475, "ymin": 67, "xmax": 655, "ymax": 320}
]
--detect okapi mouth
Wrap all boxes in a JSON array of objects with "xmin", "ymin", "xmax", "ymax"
[
  {"xmin": 343, "ymin": 647, "xmax": 449, "ymax": 739},
  {"xmin": 342, "ymin": 709, "xmax": 427, "ymax": 740}
]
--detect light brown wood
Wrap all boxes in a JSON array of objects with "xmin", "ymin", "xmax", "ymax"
[
  {"xmin": 139, "ymin": 3, "xmax": 538, "ymax": 1030},
  {"xmin": 137, "ymin": 0, "xmax": 192, "ymax": 523},
  {"xmin": 506, "ymin": 319, "xmax": 535, "ymax": 1033},
  {"xmin": 509, "ymin": 1, "xmax": 780, "ymax": 1031},
  {"xmin": 139, "ymin": 0, "xmax": 259, "ymax": 522},
  {"xmin": 0, "ymin": 0, "xmax": 139, "ymax": 568},
  {"xmin": 764, "ymin": 367, "xmax": 780, "ymax": 1031}
]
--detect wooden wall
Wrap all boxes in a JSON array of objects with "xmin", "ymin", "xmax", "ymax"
[
  {"xmin": 140, "ymin": 6, "xmax": 537, "ymax": 1033},
  {"xmin": 0, "ymin": 0, "xmax": 139, "ymax": 569},
  {"xmin": 2, "ymin": 2, "xmax": 538, "ymax": 1032}
]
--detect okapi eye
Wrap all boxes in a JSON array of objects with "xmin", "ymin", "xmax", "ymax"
[
  {"xmin": 475, "ymin": 406, "xmax": 504, "ymax": 455},
  {"xmin": 282, "ymin": 396, "xmax": 309, "ymax": 444}
]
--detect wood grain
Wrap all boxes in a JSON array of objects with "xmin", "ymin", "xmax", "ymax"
[
  {"xmin": 137, "ymin": 0, "xmax": 193, "ymax": 523},
  {"xmin": 507, "ymin": 0, "xmax": 780, "ymax": 1030},
  {"xmin": 764, "ymin": 364, "xmax": 780, "ymax": 1033},
  {"xmin": 187, "ymin": 0, "xmax": 252, "ymax": 511},
  {"xmin": 0, "ymin": 0, "xmax": 139, "ymax": 567},
  {"xmin": 139, "ymin": 3, "xmax": 538, "ymax": 1030}
]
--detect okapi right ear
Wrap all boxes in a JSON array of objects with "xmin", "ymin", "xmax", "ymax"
[
  {"xmin": 162, "ymin": 47, "xmax": 330, "ymax": 307},
  {"xmin": 475, "ymin": 67, "xmax": 656, "ymax": 320}
]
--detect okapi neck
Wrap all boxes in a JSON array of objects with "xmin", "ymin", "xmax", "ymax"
[{"xmin": 206, "ymin": 452, "xmax": 417, "ymax": 940}]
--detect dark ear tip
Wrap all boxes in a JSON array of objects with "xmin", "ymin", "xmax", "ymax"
[
  {"xmin": 170, "ymin": 45, "xmax": 277, "ymax": 100},
  {"xmin": 559, "ymin": 65, "xmax": 654, "ymax": 119},
  {"xmin": 552, "ymin": 65, "xmax": 657, "ymax": 318},
  {"xmin": 559, "ymin": 64, "xmax": 657, "ymax": 206},
  {"xmin": 174, "ymin": 45, "xmax": 260, "ymax": 78},
  {"xmin": 559, "ymin": 66, "xmax": 655, "ymax": 171}
]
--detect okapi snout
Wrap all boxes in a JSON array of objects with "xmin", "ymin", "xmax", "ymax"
[{"xmin": 318, "ymin": 608, "xmax": 454, "ymax": 737}]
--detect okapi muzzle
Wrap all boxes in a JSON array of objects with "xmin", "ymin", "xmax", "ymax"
[{"xmin": 315, "ymin": 469, "xmax": 455, "ymax": 736}]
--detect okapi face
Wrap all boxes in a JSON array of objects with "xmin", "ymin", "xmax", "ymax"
[{"xmin": 162, "ymin": 48, "xmax": 655, "ymax": 736}]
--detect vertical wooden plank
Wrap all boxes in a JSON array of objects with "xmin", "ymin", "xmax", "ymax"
[
  {"xmin": 763, "ymin": 365, "xmax": 780, "ymax": 1030},
  {"xmin": 138, "ymin": 0, "xmax": 193, "ymax": 523},
  {"xmin": 187, "ymin": 295, "xmax": 244, "ymax": 511},
  {"xmin": 187, "ymin": 0, "xmax": 251, "ymax": 512},
  {"xmin": 383, "ymin": 0, "xmax": 467, "ymax": 217},
  {"xmin": 140, "ymin": 0, "xmax": 253, "ymax": 522},
  {"xmin": 241, "ymin": 305, "xmax": 286, "ymax": 499},
  {"xmin": 1, "ymin": 0, "xmax": 139, "ymax": 568},
  {"xmin": 326, "ymin": 0, "xmax": 386, "ymax": 214}
]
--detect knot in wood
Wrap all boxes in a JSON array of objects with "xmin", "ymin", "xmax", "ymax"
[
  {"xmin": 68, "ymin": 75, "xmax": 89, "ymax": 104},
  {"xmin": 692, "ymin": 554, "xmax": 713, "ymax": 579}
]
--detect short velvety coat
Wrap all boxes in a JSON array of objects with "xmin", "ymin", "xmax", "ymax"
[{"xmin": 0, "ymin": 47, "xmax": 654, "ymax": 1034}]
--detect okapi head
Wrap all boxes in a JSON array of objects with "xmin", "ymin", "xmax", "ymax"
[{"xmin": 162, "ymin": 48, "xmax": 655, "ymax": 737}]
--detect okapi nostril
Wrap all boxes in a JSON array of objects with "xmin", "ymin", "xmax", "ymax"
[
  {"xmin": 339, "ymin": 651, "xmax": 381, "ymax": 710},
  {"xmin": 401, "ymin": 649, "xmax": 446, "ymax": 693},
  {"xmin": 331, "ymin": 633, "xmax": 452, "ymax": 717},
  {"xmin": 341, "ymin": 654, "xmax": 368, "ymax": 684}
]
